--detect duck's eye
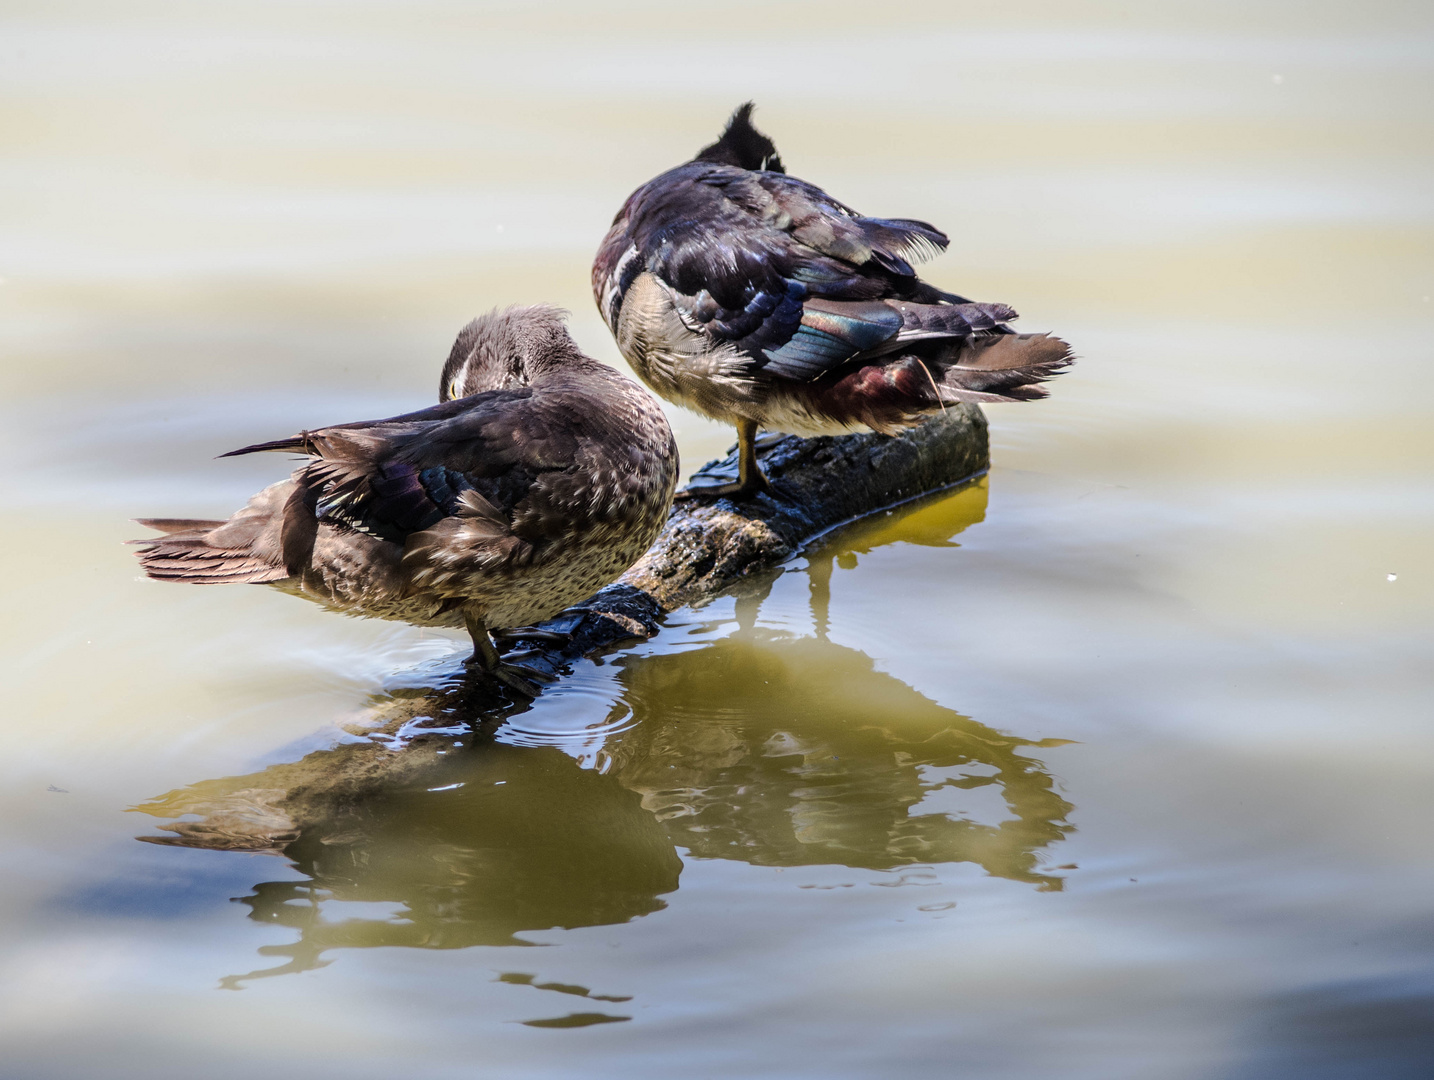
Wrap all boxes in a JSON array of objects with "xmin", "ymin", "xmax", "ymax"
[{"xmin": 448, "ymin": 377, "xmax": 462, "ymax": 401}]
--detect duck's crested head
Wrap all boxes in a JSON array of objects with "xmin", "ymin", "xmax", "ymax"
[
  {"xmin": 440, "ymin": 304, "xmax": 589, "ymax": 401},
  {"xmin": 692, "ymin": 102, "xmax": 785, "ymax": 174}
]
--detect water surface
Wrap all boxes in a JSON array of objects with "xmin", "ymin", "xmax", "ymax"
[{"xmin": 1, "ymin": 2, "xmax": 1432, "ymax": 1077}]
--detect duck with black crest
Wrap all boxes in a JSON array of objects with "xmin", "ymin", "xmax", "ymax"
[{"xmin": 593, "ymin": 103, "xmax": 1072, "ymax": 498}]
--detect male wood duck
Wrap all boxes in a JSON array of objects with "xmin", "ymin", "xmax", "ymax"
[
  {"xmin": 133, "ymin": 306, "xmax": 678, "ymax": 694},
  {"xmin": 593, "ymin": 103, "xmax": 1073, "ymax": 498}
]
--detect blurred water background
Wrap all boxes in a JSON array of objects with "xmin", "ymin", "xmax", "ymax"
[{"xmin": 1, "ymin": 1, "xmax": 1432, "ymax": 1077}]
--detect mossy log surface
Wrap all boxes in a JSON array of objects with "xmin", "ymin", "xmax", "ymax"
[{"xmin": 135, "ymin": 405, "xmax": 989, "ymax": 852}]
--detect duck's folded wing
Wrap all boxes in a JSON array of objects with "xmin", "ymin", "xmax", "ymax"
[
  {"xmin": 643, "ymin": 168, "xmax": 995, "ymax": 381},
  {"xmin": 743, "ymin": 171, "xmax": 949, "ymax": 277},
  {"xmin": 221, "ymin": 392, "xmax": 581, "ymax": 553},
  {"xmin": 300, "ymin": 458, "xmax": 481, "ymax": 544}
]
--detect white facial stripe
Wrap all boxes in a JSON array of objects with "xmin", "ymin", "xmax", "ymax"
[{"xmin": 600, "ymin": 243, "xmax": 640, "ymax": 328}]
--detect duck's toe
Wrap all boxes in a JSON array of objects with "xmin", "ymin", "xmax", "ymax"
[
  {"xmin": 676, "ymin": 474, "xmax": 775, "ymax": 501},
  {"xmin": 491, "ymin": 626, "xmax": 571, "ymax": 644},
  {"xmin": 496, "ymin": 661, "xmax": 559, "ymax": 697},
  {"xmin": 463, "ymin": 657, "xmax": 549, "ymax": 698}
]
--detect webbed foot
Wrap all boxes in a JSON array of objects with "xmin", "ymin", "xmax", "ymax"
[
  {"xmin": 675, "ymin": 473, "xmax": 773, "ymax": 501},
  {"xmin": 678, "ymin": 418, "xmax": 778, "ymax": 501},
  {"xmin": 464, "ymin": 611, "xmax": 561, "ymax": 697},
  {"xmin": 490, "ymin": 609, "xmax": 590, "ymax": 645},
  {"xmin": 463, "ymin": 655, "xmax": 553, "ymax": 698},
  {"xmin": 491, "ymin": 626, "xmax": 570, "ymax": 644}
]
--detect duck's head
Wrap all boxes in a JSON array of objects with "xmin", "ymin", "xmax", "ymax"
[
  {"xmin": 693, "ymin": 102, "xmax": 785, "ymax": 174},
  {"xmin": 439, "ymin": 304, "xmax": 587, "ymax": 401}
]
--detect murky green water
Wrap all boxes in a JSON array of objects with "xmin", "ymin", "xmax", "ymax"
[{"xmin": 2, "ymin": 2, "xmax": 1432, "ymax": 1077}]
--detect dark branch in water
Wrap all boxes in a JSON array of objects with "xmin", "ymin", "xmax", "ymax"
[{"xmin": 496, "ymin": 401, "xmax": 989, "ymax": 668}]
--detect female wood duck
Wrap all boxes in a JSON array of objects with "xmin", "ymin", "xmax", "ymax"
[
  {"xmin": 133, "ymin": 305, "xmax": 678, "ymax": 694},
  {"xmin": 593, "ymin": 103, "xmax": 1073, "ymax": 498}
]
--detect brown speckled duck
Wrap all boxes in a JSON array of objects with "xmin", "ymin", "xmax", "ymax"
[
  {"xmin": 133, "ymin": 305, "xmax": 678, "ymax": 694},
  {"xmin": 593, "ymin": 103, "xmax": 1073, "ymax": 498}
]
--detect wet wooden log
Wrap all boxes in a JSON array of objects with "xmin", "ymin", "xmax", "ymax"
[
  {"xmin": 517, "ymin": 402, "xmax": 988, "ymax": 662},
  {"xmin": 135, "ymin": 405, "xmax": 989, "ymax": 851}
]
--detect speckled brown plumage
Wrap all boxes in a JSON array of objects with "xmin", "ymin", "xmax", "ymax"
[{"xmin": 133, "ymin": 306, "xmax": 678, "ymax": 685}]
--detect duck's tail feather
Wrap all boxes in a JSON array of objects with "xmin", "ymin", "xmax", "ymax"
[
  {"xmin": 133, "ymin": 517, "xmax": 227, "ymax": 536},
  {"xmin": 131, "ymin": 532, "xmax": 289, "ymax": 583},
  {"xmin": 933, "ymin": 332, "xmax": 1074, "ymax": 404},
  {"xmin": 131, "ymin": 482, "xmax": 297, "ymax": 584}
]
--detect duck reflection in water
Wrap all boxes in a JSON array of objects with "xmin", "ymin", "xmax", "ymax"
[{"xmin": 135, "ymin": 479, "xmax": 1075, "ymax": 988}]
